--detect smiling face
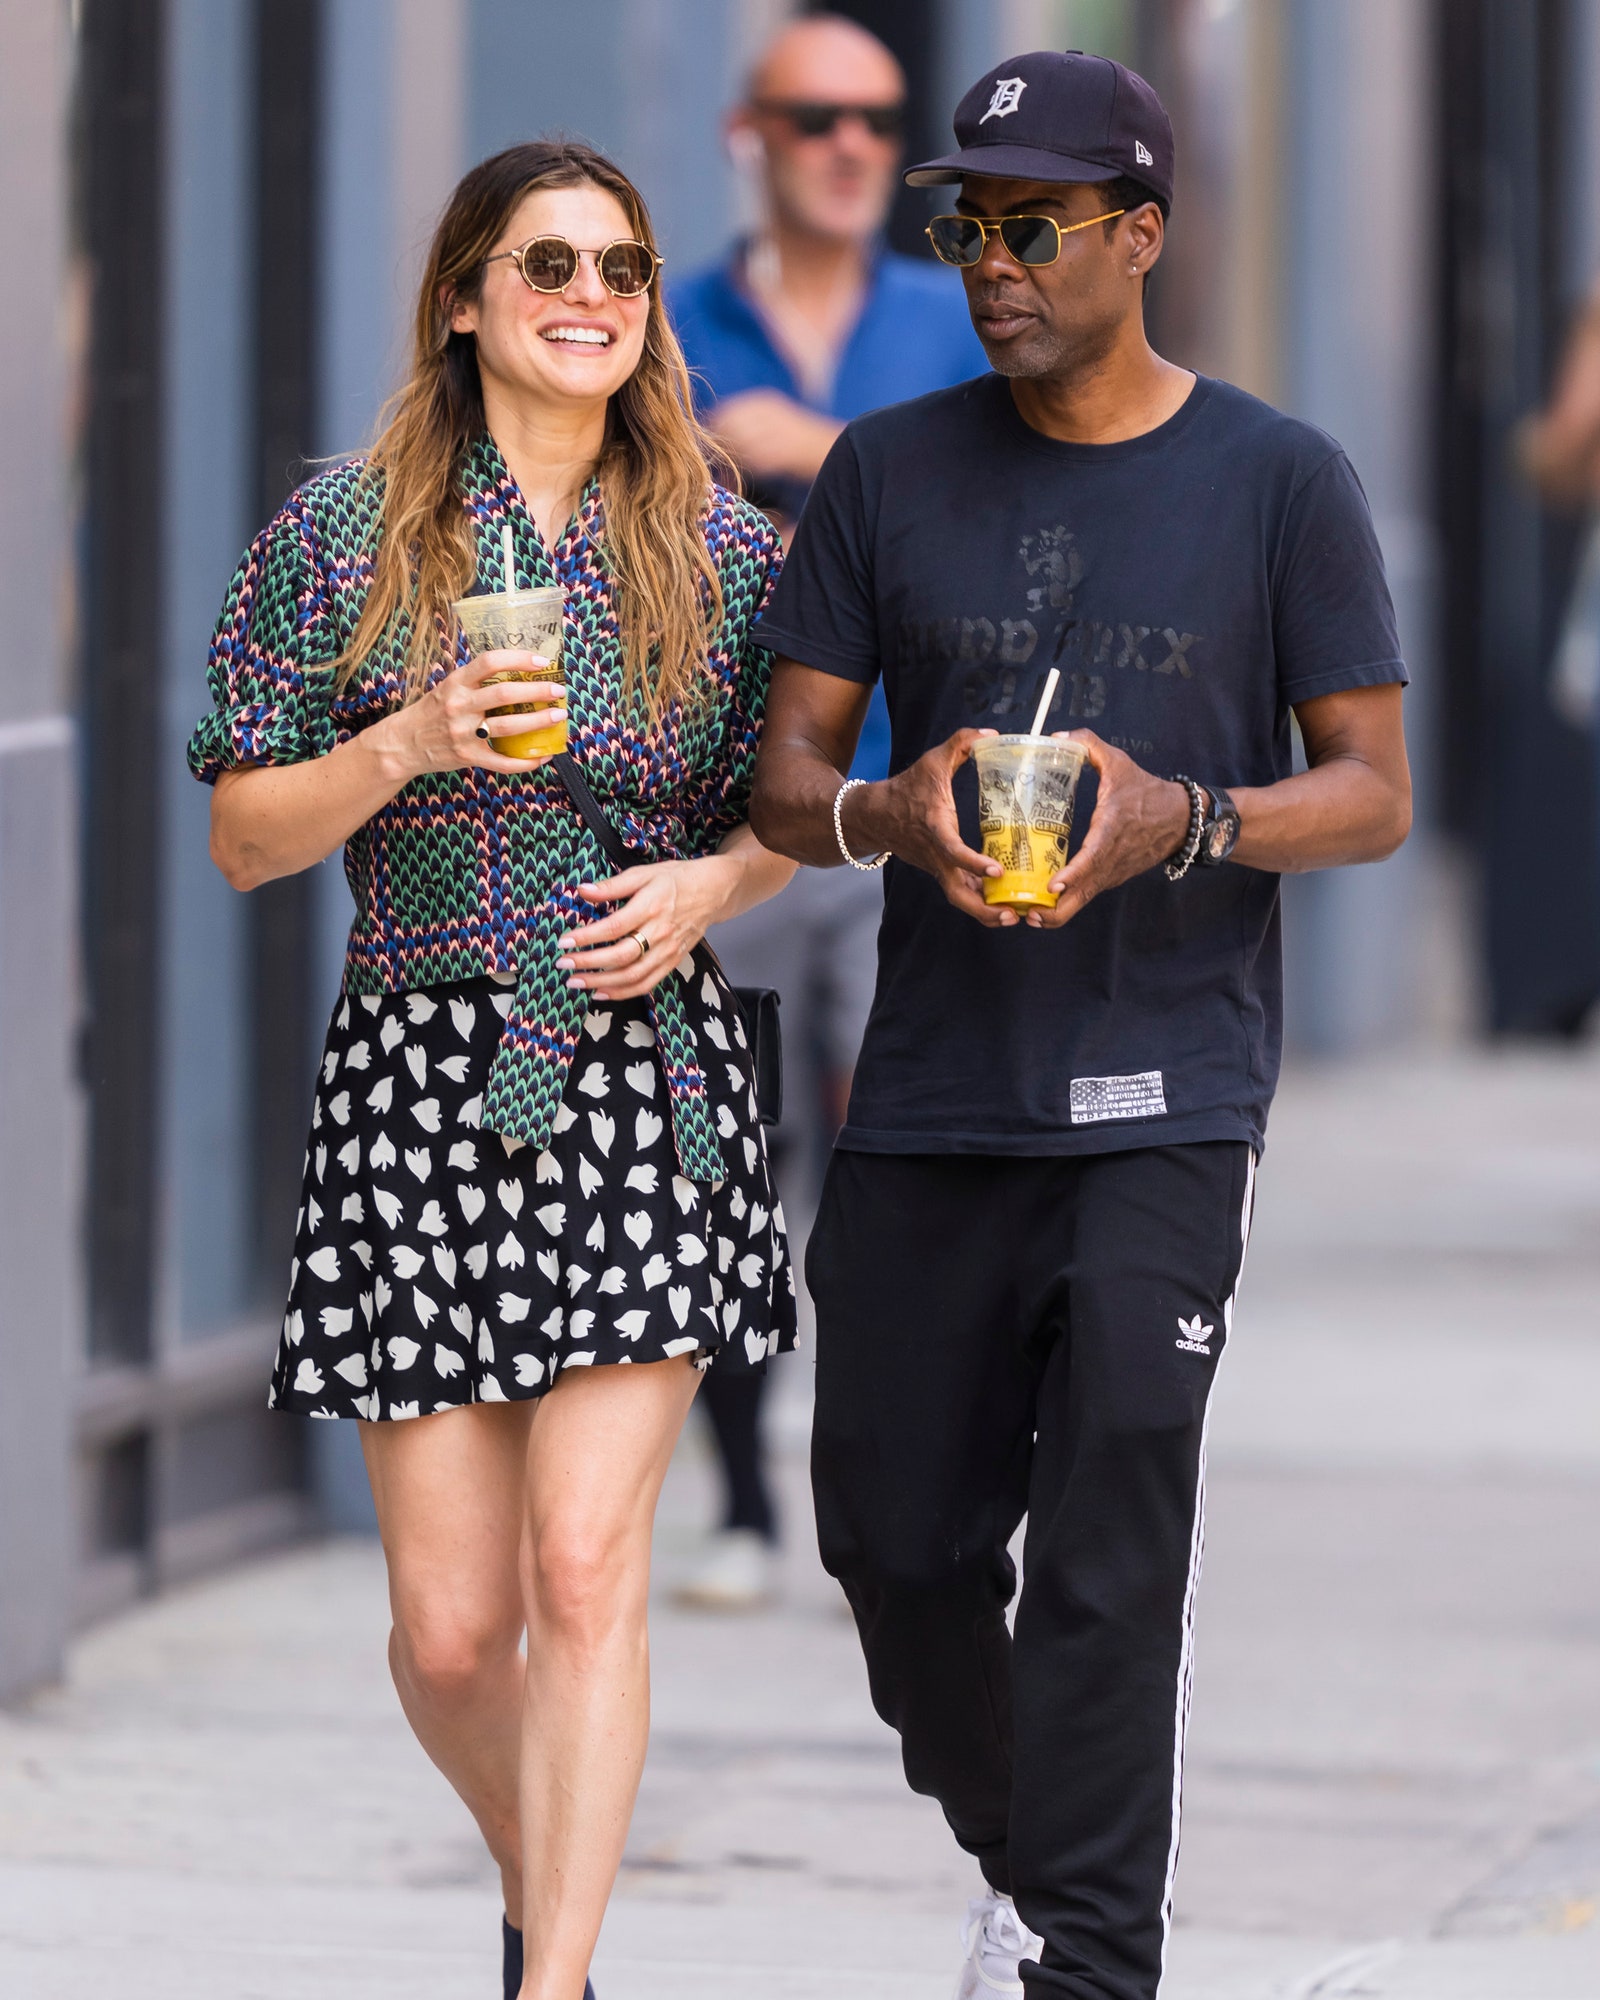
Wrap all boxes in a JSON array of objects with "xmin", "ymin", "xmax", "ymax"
[
  {"xmin": 955, "ymin": 176, "xmax": 1160, "ymax": 381},
  {"xmin": 450, "ymin": 182, "xmax": 652, "ymax": 417}
]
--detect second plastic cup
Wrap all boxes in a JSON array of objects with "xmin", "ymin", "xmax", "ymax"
[
  {"xmin": 452, "ymin": 585, "xmax": 566, "ymax": 758},
  {"xmin": 973, "ymin": 735, "xmax": 1088, "ymax": 908}
]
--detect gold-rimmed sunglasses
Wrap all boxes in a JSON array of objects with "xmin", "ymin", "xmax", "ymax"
[
  {"xmin": 925, "ymin": 209, "xmax": 1125, "ymax": 268},
  {"xmin": 484, "ymin": 235, "xmax": 660, "ymax": 299}
]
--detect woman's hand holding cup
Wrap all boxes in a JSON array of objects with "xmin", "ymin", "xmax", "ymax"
[{"xmin": 375, "ymin": 649, "xmax": 567, "ymax": 780}]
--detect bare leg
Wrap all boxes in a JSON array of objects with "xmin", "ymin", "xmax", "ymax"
[
  {"xmin": 361, "ymin": 1403, "xmax": 532, "ymax": 1925},
  {"xmin": 517, "ymin": 1356, "xmax": 701, "ymax": 2000}
]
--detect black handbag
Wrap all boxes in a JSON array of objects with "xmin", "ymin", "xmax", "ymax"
[{"xmin": 551, "ymin": 752, "xmax": 783, "ymax": 1127}]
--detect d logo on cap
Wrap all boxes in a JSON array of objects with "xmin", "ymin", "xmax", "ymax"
[{"xmin": 980, "ymin": 77, "xmax": 1028, "ymax": 124}]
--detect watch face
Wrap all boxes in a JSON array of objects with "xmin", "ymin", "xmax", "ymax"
[{"xmin": 1205, "ymin": 822, "xmax": 1229, "ymax": 860}]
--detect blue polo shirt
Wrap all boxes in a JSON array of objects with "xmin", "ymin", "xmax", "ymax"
[{"xmin": 670, "ymin": 246, "xmax": 988, "ymax": 781}]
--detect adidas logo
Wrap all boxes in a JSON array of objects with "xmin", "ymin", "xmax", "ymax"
[
  {"xmin": 1135, "ymin": 140, "xmax": 1154, "ymax": 167},
  {"xmin": 1175, "ymin": 1313, "xmax": 1213, "ymax": 1356}
]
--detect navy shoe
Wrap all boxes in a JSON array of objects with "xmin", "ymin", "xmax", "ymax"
[{"xmin": 501, "ymin": 1917, "xmax": 596, "ymax": 1999}]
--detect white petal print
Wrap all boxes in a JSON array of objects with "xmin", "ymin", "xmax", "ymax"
[
  {"xmin": 616, "ymin": 1310, "xmax": 650, "ymax": 1341},
  {"xmin": 405, "ymin": 1146, "xmax": 432, "ymax": 1182},
  {"xmin": 434, "ymin": 1343, "xmax": 465, "ymax": 1377},
  {"xmin": 449, "ymin": 995, "xmax": 476, "ymax": 1041},
  {"xmin": 350, "ymin": 1238, "xmax": 373, "ymax": 1271},
  {"xmin": 359, "ymin": 1291, "xmax": 374, "ymax": 1326},
  {"xmin": 641, "ymin": 1253, "xmax": 672, "ymax": 1290},
  {"xmin": 497, "ymin": 1233, "xmax": 525, "ymax": 1270},
  {"xmin": 390, "ymin": 1245, "xmax": 425, "ymax": 1279},
  {"xmin": 585, "ymin": 1214, "xmax": 606, "ymax": 1253},
  {"xmin": 344, "ymin": 1040, "xmax": 370, "ymax": 1070},
  {"xmin": 412, "ymin": 1098, "xmax": 442, "ymax": 1134},
  {"xmin": 701, "ymin": 1016, "xmax": 728, "ymax": 1051},
  {"xmin": 514, "ymin": 1353, "xmax": 545, "ymax": 1387},
  {"xmin": 536, "ymin": 1248, "xmax": 560, "ymax": 1283},
  {"xmin": 293, "ymin": 1359, "xmax": 325, "ymax": 1395},
  {"xmin": 539, "ymin": 1307, "xmax": 564, "ymax": 1337},
  {"xmin": 716, "ymin": 1104, "xmax": 738, "ymax": 1138},
  {"xmin": 448, "ymin": 1141, "xmax": 477, "ymax": 1172},
  {"xmin": 390, "ymin": 1400, "xmax": 419, "ymax": 1420},
  {"xmin": 624, "ymin": 1062, "xmax": 656, "ymax": 1099},
  {"xmin": 489, "ymin": 990, "xmax": 513, "ymax": 1020},
  {"xmin": 552, "ymin": 1101, "xmax": 578, "ymax": 1134},
  {"xmin": 432, "ymin": 1245, "xmax": 458, "ymax": 1288},
  {"xmin": 458, "ymin": 1185, "xmax": 486, "ymax": 1224},
  {"xmin": 636, "ymin": 1110, "xmax": 664, "ymax": 1149},
  {"xmin": 569, "ymin": 1310, "xmax": 595, "ymax": 1341},
  {"xmin": 582, "ymin": 1009, "xmax": 614, "ymax": 1040},
  {"xmin": 676, "ymin": 1234, "xmax": 708, "ymax": 1266},
  {"xmin": 566, "ymin": 1263, "xmax": 592, "ymax": 1293},
  {"xmin": 464, "ymin": 1243, "xmax": 489, "ymax": 1280},
  {"xmin": 305, "ymin": 1246, "xmax": 341, "ymax": 1283},
  {"xmin": 588, "ymin": 1110, "xmax": 615, "ymax": 1156},
  {"xmin": 623, "ymin": 1211, "xmax": 652, "ymax": 1251},
  {"xmin": 306, "ymin": 1197, "xmax": 322, "ymax": 1233},
  {"xmin": 738, "ymin": 1253, "xmax": 765, "ymax": 1288},
  {"xmin": 624, "ymin": 1164, "xmax": 658, "ymax": 1195},
  {"xmin": 717, "ymin": 1237, "xmax": 735, "ymax": 1273},
  {"xmin": 477, "ymin": 1322, "xmax": 495, "ymax": 1362},
  {"xmin": 417, "ymin": 1201, "xmax": 448, "ymax": 1236},
  {"xmin": 749, "ymin": 1204, "xmax": 769, "ymax": 1237},
  {"xmin": 320, "ymin": 1306, "xmax": 354, "ymax": 1337},
  {"xmin": 498, "ymin": 1293, "xmax": 531, "ymax": 1324},
  {"xmin": 437, "ymin": 1054, "xmax": 471, "ymax": 1083},
  {"xmin": 668, "ymin": 1286, "xmax": 691, "ymax": 1328},
  {"xmin": 563, "ymin": 1351, "xmax": 597, "ymax": 1369},
  {"xmin": 412, "ymin": 1286, "xmax": 439, "ymax": 1327},
  {"xmin": 337, "ymin": 1137, "xmax": 361, "ymax": 1174},
  {"xmin": 534, "ymin": 1202, "xmax": 565, "ymax": 1237},
  {"xmin": 662, "ymin": 1336, "xmax": 698, "ymax": 1358},
  {"xmin": 672, "ymin": 1176, "xmax": 698, "ymax": 1214},
  {"xmin": 723, "ymin": 1298, "xmax": 741, "ymax": 1334},
  {"xmin": 370, "ymin": 1133, "xmax": 397, "ymax": 1171},
  {"xmin": 327, "ymin": 1092, "xmax": 351, "ymax": 1127},
  {"xmin": 367, "ymin": 1076, "xmax": 394, "ymax": 1114},
  {"xmin": 744, "ymin": 1137, "xmax": 759, "ymax": 1173},
  {"xmin": 337, "ymin": 999, "xmax": 352, "ymax": 1029},
  {"xmin": 310, "ymin": 1100, "xmax": 322, "ymax": 1131},
  {"xmin": 387, "ymin": 1335, "xmax": 421, "ymax": 1370},
  {"xmin": 744, "ymin": 1329, "xmax": 768, "ymax": 1367},
  {"xmin": 374, "ymin": 1276, "xmax": 393, "ymax": 1314},
  {"xmin": 406, "ymin": 993, "xmax": 438, "ymax": 1024},
  {"xmin": 701, "ymin": 972, "xmax": 722, "ymax": 1007},
  {"xmin": 623, "ymin": 1017, "xmax": 655, "ymax": 1049},
  {"xmin": 500, "ymin": 1134, "xmax": 526, "ymax": 1158},
  {"xmin": 597, "ymin": 1267, "xmax": 626, "ymax": 1295},
  {"xmin": 498, "ymin": 1178, "xmax": 525, "ymax": 1219},
  {"xmin": 449, "ymin": 1301, "xmax": 472, "ymax": 1340},
  {"xmin": 576, "ymin": 1066, "xmax": 609, "ymax": 1100},
  {"xmin": 380, "ymin": 1015, "xmax": 406, "ymax": 1055},
  {"xmin": 283, "ymin": 1310, "xmax": 304, "ymax": 1347},
  {"xmin": 405, "ymin": 1045, "xmax": 428, "ymax": 1089},
  {"xmin": 374, "ymin": 1189, "xmax": 403, "ymax": 1229},
  {"xmin": 578, "ymin": 1156, "xmax": 604, "ymax": 1198},
  {"xmin": 479, "ymin": 1375, "xmax": 508, "ymax": 1402},
  {"xmin": 535, "ymin": 1151, "xmax": 562, "ymax": 1184},
  {"xmin": 334, "ymin": 1353, "xmax": 369, "ymax": 1387},
  {"xmin": 728, "ymin": 1187, "xmax": 748, "ymax": 1221},
  {"xmin": 340, "ymin": 1193, "xmax": 364, "ymax": 1223},
  {"xmin": 315, "ymin": 1143, "xmax": 327, "ymax": 1181},
  {"xmin": 459, "ymin": 1095, "xmax": 483, "ymax": 1128}
]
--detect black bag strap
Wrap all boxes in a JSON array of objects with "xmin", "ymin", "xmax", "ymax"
[{"xmin": 551, "ymin": 751, "xmax": 633, "ymax": 874}]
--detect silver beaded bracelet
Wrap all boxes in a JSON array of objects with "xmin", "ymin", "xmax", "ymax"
[{"xmin": 833, "ymin": 778, "xmax": 888, "ymax": 872}]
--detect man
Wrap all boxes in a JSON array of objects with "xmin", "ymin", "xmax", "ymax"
[
  {"xmin": 750, "ymin": 50, "xmax": 1411, "ymax": 2000},
  {"xmin": 668, "ymin": 12, "xmax": 987, "ymax": 1610}
]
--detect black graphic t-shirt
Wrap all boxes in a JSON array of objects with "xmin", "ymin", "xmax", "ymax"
[{"xmin": 753, "ymin": 372, "xmax": 1407, "ymax": 1157}]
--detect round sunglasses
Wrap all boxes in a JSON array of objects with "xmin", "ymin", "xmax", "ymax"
[
  {"xmin": 483, "ymin": 235, "xmax": 660, "ymax": 299},
  {"xmin": 925, "ymin": 209, "xmax": 1126, "ymax": 269}
]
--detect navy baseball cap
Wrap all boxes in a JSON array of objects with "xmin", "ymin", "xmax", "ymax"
[{"xmin": 905, "ymin": 50, "xmax": 1174, "ymax": 210}]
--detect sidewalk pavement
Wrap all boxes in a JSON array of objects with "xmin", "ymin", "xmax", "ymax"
[{"xmin": 2, "ymin": 1041, "xmax": 1598, "ymax": 1998}]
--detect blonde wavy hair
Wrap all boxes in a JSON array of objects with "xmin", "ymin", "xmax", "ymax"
[{"xmin": 338, "ymin": 140, "xmax": 727, "ymax": 717}]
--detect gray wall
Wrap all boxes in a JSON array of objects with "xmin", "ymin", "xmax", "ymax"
[{"xmin": 0, "ymin": 4, "xmax": 78, "ymax": 1699}]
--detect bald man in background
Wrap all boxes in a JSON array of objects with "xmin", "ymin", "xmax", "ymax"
[{"xmin": 670, "ymin": 13, "xmax": 987, "ymax": 1610}]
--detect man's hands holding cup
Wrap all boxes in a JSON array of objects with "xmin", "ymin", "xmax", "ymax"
[
  {"xmin": 1025, "ymin": 730, "xmax": 1192, "ymax": 929},
  {"xmin": 373, "ymin": 650, "xmax": 566, "ymax": 781}
]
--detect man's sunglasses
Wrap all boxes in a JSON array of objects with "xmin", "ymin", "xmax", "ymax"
[
  {"xmin": 483, "ymin": 235, "xmax": 660, "ymax": 299},
  {"xmin": 753, "ymin": 98, "xmax": 905, "ymax": 140},
  {"xmin": 925, "ymin": 209, "xmax": 1125, "ymax": 268}
]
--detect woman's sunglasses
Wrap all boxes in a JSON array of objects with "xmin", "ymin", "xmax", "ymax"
[
  {"xmin": 754, "ymin": 98, "xmax": 905, "ymax": 140},
  {"xmin": 484, "ymin": 235, "xmax": 660, "ymax": 299},
  {"xmin": 925, "ymin": 209, "xmax": 1125, "ymax": 269}
]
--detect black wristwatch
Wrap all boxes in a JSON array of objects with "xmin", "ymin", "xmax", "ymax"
[{"xmin": 1196, "ymin": 784, "xmax": 1241, "ymax": 867}]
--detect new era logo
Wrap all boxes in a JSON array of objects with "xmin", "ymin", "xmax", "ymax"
[{"xmin": 1135, "ymin": 139, "xmax": 1154, "ymax": 166}]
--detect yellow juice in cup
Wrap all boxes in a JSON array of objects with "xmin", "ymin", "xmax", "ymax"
[
  {"xmin": 973, "ymin": 736, "xmax": 1087, "ymax": 909},
  {"xmin": 452, "ymin": 585, "xmax": 566, "ymax": 759}
]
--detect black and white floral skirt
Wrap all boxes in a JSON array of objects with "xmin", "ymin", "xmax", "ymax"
[{"xmin": 269, "ymin": 973, "xmax": 798, "ymax": 1421}]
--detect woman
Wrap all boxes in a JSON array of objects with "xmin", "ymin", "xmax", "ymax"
[{"xmin": 189, "ymin": 141, "xmax": 798, "ymax": 2000}]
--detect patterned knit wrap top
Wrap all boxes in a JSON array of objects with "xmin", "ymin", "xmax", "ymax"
[{"xmin": 188, "ymin": 436, "xmax": 783, "ymax": 1183}]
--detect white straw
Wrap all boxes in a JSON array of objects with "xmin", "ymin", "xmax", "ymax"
[
  {"xmin": 1029, "ymin": 666, "xmax": 1061, "ymax": 738},
  {"xmin": 501, "ymin": 522, "xmax": 516, "ymax": 594}
]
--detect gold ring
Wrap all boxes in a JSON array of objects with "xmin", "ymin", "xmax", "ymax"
[{"xmin": 632, "ymin": 931, "xmax": 650, "ymax": 960}]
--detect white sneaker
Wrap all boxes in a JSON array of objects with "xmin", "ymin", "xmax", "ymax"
[
  {"xmin": 672, "ymin": 1528, "xmax": 773, "ymax": 1610},
  {"xmin": 953, "ymin": 1892, "xmax": 1044, "ymax": 1998}
]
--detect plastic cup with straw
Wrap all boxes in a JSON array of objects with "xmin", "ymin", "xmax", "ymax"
[
  {"xmin": 972, "ymin": 666, "xmax": 1088, "ymax": 908},
  {"xmin": 451, "ymin": 522, "xmax": 567, "ymax": 759}
]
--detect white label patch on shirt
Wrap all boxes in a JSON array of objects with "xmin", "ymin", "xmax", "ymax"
[{"xmin": 1069, "ymin": 1071, "xmax": 1168, "ymax": 1125}]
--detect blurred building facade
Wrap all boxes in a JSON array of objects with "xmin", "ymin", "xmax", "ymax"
[{"xmin": 1, "ymin": 0, "xmax": 1597, "ymax": 1697}]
